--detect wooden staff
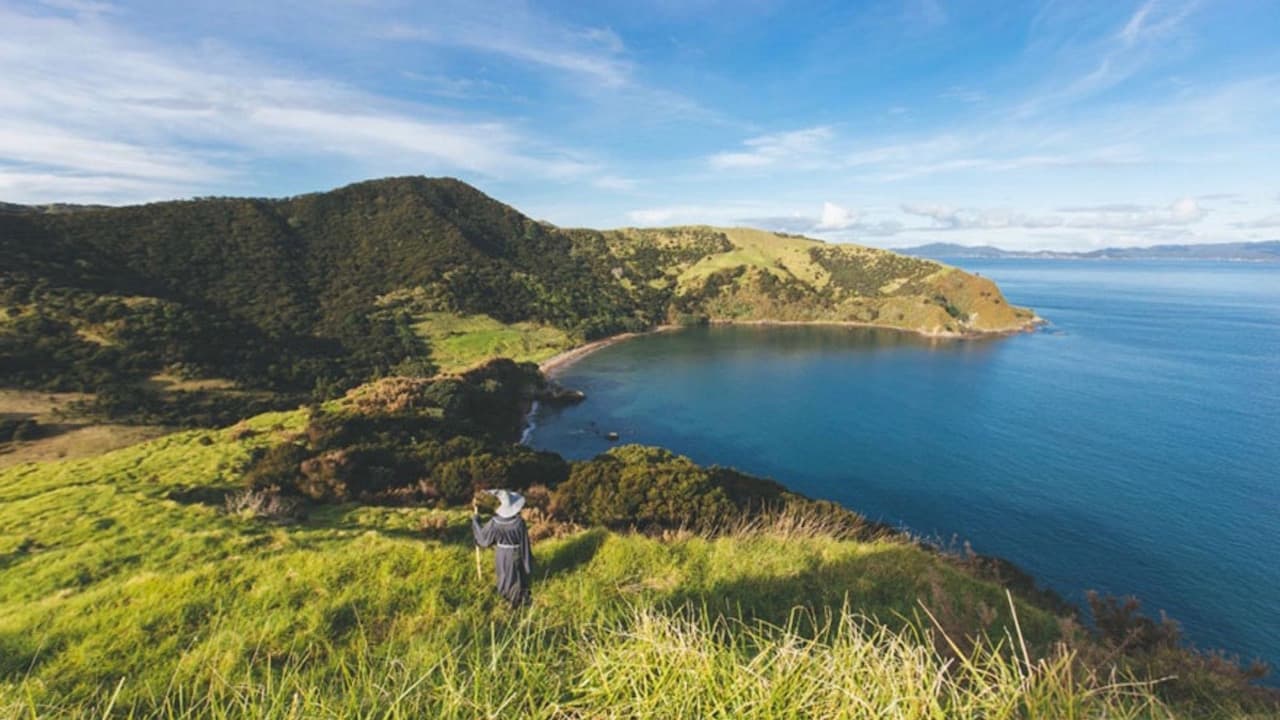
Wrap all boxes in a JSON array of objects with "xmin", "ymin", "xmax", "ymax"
[{"xmin": 473, "ymin": 499, "xmax": 483, "ymax": 581}]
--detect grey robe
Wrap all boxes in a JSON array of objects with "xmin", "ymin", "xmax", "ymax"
[{"xmin": 472, "ymin": 514, "xmax": 533, "ymax": 607}]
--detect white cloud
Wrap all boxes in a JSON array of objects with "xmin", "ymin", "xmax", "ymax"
[
  {"xmin": 738, "ymin": 202, "xmax": 902, "ymax": 239},
  {"xmin": 0, "ymin": 5, "xmax": 606, "ymax": 203},
  {"xmin": 708, "ymin": 126, "xmax": 834, "ymax": 170},
  {"xmin": 815, "ymin": 202, "xmax": 859, "ymax": 230}
]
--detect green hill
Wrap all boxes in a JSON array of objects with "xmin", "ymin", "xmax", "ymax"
[
  {"xmin": 1, "ymin": 177, "xmax": 1035, "ymax": 430},
  {"xmin": 1, "ymin": 363, "xmax": 1272, "ymax": 718}
]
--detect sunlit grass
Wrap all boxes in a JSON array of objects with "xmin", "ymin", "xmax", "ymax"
[
  {"xmin": 0, "ymin": 408, "xmax": 1261, "ymax": 717},
  {"xmin": 0, "ymin": 599, "xmax": 1178, "ymax": 719},
  {"xmin": 411, "ymin": 312, "xmax": 575, "ymax": 372}
]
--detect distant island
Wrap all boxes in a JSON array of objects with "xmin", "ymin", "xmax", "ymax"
[{"xmin": 896, "ymin": 240, "xmax": 1280, "ymax": 262}]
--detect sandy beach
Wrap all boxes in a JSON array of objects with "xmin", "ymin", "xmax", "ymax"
[{"xmin": 539, "ymin": 325, "xmax": 679, "ymax": 376}]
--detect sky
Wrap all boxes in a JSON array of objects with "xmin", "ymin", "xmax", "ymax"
[{"xmin": 2, "ymin": 0, "xmax": 1278, "ymax": 250}]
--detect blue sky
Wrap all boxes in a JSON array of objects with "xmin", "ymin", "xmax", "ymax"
[{"xmin": 2, "ymin": 0, "xmax": 1278, "ymax": 249}]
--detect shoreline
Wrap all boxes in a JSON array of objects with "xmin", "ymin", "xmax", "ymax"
[
  {"xmin": 707, "ymin": 316, "xmax": 1045, "ymax": 340},
  {"xmin": 538, "ymin": 325, "xmax": 680, "ymax": 377},
  {"xmin": 537, "ymin": 316, "xmax": 1043, "ymax": 378}
]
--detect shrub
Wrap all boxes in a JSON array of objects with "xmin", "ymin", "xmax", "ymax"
[
  {"xmin": 0, "ymin": 418, "xmax": 40, "ymax": 442},
  {"xmin": 224, "ymin": 487, "xmax": 304, "ymax": 522},
  {"xmin": 1086, "ymin": 591, "xmax": 1181, "ymax": 653},
  {"xmin": 242, "ymin": 442, "xmax": 309, "ymax": 491},
  {"xmin": 550, "ymin": 446, "xmax": 738, "ymax": 530}
]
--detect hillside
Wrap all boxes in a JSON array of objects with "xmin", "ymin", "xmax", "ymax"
[
  {"xmin": 2, "ymin": 364, "xmax": 1271, "ymax": 718},
  {"xmin": 1, "ymin": 177, "xmax": 1035, "ymax": 434}
]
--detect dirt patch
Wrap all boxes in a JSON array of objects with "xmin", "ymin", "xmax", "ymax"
[{"xmin": 0, "ymin": 389, "xmax": 171, "ymax": 469}]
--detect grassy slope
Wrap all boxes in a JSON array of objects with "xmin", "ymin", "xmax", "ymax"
[
  {"xmin": 677, "ymin": 228, "xmax": 827, "ymax": 286},
  {"xmin": 657, "ymin": 226, "xmax": 1034, "ymax": 334},
  {"xmin": 406, "ymin": 227, "xmax": 1037, "ymax": 374},
  {"xmin": 410, "ymin": 312, "xmax": 575, "ymax": 373},
  {"xmin": 0, "ymin": 410, "xmax": 1196, "ymax": 718}
]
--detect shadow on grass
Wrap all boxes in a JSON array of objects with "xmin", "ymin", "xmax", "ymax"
[
  {"xmin": 539, "ymin": 529, "xmax": 608, "ymax": 579},
  {"xmin": 651, "ymin": 543, "xmax": 1054, "ymax": 648}
]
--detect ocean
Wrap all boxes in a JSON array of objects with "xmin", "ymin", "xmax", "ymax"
[{"xmin": 527, "ymin": 259, "xmax": 1280, "ymax": 671}]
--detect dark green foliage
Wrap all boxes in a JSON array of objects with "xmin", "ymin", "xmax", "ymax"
[
  {"xmin": 1082, "ymin": 591, "xmax": 1276, "ymax": 708},
  {"xmin": 809, "ymin": 246, "xmax": 936, "ymax": 296},
  {"xmin": 244, "ymin": 359, "xmax": 559, "ymax": 503},
  {"xmin": 933, "ymin": 294, "xmax": 969, "ymax": 321},
  {"xmin": 243, "ymin": 442, "xmax": 310, "ymax": 492},
  {"xmin": 73, "ymin": 385, "xmax": 289, "ymax": 428},
  {"xmin": 0, "ymin": 177, "xmax": 652, "ymax": 423},
  {"xmin": 0, "ymin": 418, "xmax": 41, "ymax": 442},
  {"xmin": 672, "ymin": 267, "xmax": 745, "ymax": 314},
  {"xmin": 1086, "ymin": 591, "xmax": 1181, "ymax": 653},
  {"xmin": 550, "ymin": 446, "xmax": 739, "ymax": 530}
]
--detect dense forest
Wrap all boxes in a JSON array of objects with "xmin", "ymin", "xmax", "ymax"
[{"xmin": 1, "ymin": 176, "xmax": 1033, "ymax": 426}]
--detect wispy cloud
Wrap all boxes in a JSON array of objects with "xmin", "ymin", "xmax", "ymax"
[
  {"xmin": 0, "ymin": 4, "xmax": 606, "ymax": 203},
  {"xmin": 902, "ymin": 197, "xmax": 1207, "ymax": 232},
  {"xmin": 708, "ymin": 127, "xmax": 835, "ymax": 170},
  {"xmin": 903, "ymin": 0, "xmax": 947, "ymax": 31},
  {"xmin": 626, "ymin": 204, "xmax": 757, "ymax": 226},
  {"xmin": 1017, "ymin": 0, "xmax": 1200, "ymax": 117},
  {"xmin": 1232, "ymin": 213, "xmax": 1280, "ymax": 229},
  {"xmin": 940, "ymin": 86, "xmax": 986, "ymax": 103},
  {"xmin": 381, "ymin": 12, "xmax": 631, "ymax": 89}
]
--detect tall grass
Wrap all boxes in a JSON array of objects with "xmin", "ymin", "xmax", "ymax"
[
  {"xmin": 2, "ymin": 418, "xmax": 1269, "ymax": 718},
  {"xmin": 1, "ymin": 599, "xmax": 1175, "ymax": 719}
]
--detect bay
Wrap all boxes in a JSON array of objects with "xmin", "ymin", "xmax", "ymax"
[{"xmin": 527, "ymin": 259, "xmax": 1280, "ymax": 671}]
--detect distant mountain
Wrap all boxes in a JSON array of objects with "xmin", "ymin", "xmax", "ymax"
[{"xmin": 895, "ymin": 240, "xmax": 1280, "ymax": 262}]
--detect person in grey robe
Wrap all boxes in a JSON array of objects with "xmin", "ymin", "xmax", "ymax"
[{"xmin": 472, "ymin": 489, "xmax": 533, "ymax": 607}]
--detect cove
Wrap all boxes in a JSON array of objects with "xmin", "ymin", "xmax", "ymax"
[{"xmin": 527, "ymin": 259, "xmax": 1280, "ymax": 673}]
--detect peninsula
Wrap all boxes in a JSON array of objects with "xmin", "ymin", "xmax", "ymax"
[{"xmin": 1, "ymin": 176, "xmax": 1035, "ymax": 419}]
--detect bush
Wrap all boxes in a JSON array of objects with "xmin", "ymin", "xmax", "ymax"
[
  {"xmin": 0, "ymin": 418, "xmax": 40, "ymax": 442},
  {"xmin": 1086, "ymin": 591, "xmax": 1181, "ymax": 653},
  {"xmin": 242, "ymin": 442, "xmax": 309, "ymax": 491},
  {"xmin": 224, "ymin": 487, "xmax": 304, "ymax": 522},
  {"xmin": 550, "ymin": 446, "xmax": 738, "ymax": 530}
]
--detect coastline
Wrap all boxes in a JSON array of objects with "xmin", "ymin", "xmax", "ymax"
[
  {"xmin": 537, "ymin": 316, "xmax": 1043, "ymax": 378},
  {"xmin": 538, "ymin": 325, "xmax": 680, "ymax": 377},
  {"xmin": 706, "ymin": 316, "xmax": 1045, "ymax": 340}
]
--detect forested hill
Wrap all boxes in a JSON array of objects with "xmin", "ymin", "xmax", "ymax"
[{"xmin": 1, "ymin": 176, "xmax": 1035, "ymax": 424}]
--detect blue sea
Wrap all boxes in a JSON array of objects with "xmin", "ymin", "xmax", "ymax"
[{"xmin": 527, "ymin": 259, "xmax": 1280, "ymax": 671}]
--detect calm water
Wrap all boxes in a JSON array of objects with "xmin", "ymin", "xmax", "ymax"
[{"xmin": 528, "ymin": 260, "xmax": 1280, "ymax": 669}]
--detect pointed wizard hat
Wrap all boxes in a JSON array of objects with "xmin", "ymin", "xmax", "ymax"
[{"xmin": 486, "ymin": 489, "xmax": 526, "ymax": 518}]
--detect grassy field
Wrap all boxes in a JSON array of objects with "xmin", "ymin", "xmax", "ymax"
[
  {"xmin": 411, "ymin": 312, "xmax": 576, "ymax": 373},
  {"xmin": 2, "ymin": 407, "xmax": 1208, "ymax": 712},
  {"xmin": 0, "ymin": 404, "xmax": 1212, "ymax": 718}
]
